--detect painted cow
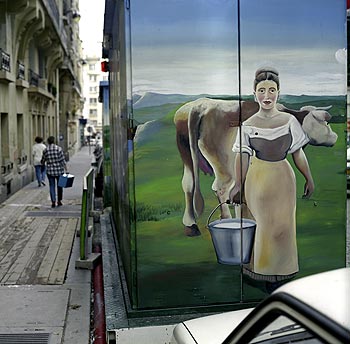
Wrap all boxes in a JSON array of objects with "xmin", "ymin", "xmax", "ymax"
[{"xmin": 174, "ymin": 98, "xmax": 338, "ymax": 236}]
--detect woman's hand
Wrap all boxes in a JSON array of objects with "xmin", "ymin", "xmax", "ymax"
[
  {"xmin": 229, "ymin": 183, "xmax": 242, "ymax": 204},
  {"xmin": 303, "ymin": 178, "xmax": 315, "ymax": 199},
  {"xmin": 292, "ymin": 149, "xmax": 315, "ymax": 199}
]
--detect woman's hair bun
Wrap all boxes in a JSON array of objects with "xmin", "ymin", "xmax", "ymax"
[
  {"xmin": 254, "ymin": 66, "xmax": 280, "ymax": 90},
  {"xmin": 255, "ymin": 67, "xmax": 279, "ymax": 78}
]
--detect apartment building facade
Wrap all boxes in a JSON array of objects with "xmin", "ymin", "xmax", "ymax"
[
  {"xmin": 83, "ymin": 55, "xmax": 107, "ymax": 135},
  {"xmin": 0, "ymin": 0, "xmax": 84, "ymax": 202}
]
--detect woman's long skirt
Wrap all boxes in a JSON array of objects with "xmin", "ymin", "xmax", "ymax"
[{"xmin": 244, "ymin": 157, "xmax": 298, "ymax": 282}]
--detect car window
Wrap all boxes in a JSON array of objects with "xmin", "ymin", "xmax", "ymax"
[{"xmin": 249, "ymin": 315, "xmax": 324, "ymax": 343}]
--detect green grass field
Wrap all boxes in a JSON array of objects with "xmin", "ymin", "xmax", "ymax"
[{"xmin": 129, "ymin": 100, "xmax": 347, "ymax": 310}]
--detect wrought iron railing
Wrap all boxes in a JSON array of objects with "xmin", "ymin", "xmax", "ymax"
[
  {"xmin": 29, "ymin": 69, "xmax": 40, "ymax": 86},
  {"xmin": 17, "ymin": 61, "xmax": 25, "ymax": 80},
  {"xmin": 0, "ymin": 49, "xmax": 11, "ymax": 72},
  {"xmin": 17, "ymin": 155, "xmax": 27, "ymax": 165},
  {"xmin": 1, "ymin": 161, "xmax": 13, "ymax": 175}
]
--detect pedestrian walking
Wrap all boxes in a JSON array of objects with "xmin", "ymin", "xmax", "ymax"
[
  {"xmin": 32, "ymin": 136, "xmax": 46, "ymax": 187},
  {"xmin": 42, "ymin": 136, "xmax": 67, "ymax": 208}
]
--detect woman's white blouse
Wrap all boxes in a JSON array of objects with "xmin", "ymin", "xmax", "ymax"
[{"xmin": 232, "ymin": 116, "xmax": 309, "ymax": 157}]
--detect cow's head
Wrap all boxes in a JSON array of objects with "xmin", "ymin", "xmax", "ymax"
[{"xmin": 300, "ymin": 105, "xmax": 337, "ymax": 147}]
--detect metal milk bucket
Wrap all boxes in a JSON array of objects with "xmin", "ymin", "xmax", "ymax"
[{"xmin": 207, "ymin": 202, "xmax": 256, "ymax": 265}]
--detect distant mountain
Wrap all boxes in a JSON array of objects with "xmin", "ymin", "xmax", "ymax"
[
  {"xmin": 132, "ymin": 94, "xmax": 142, "ymax": 104},
  {"xmin": 133, "ymin": 92, "xmax": 213, "ymax": 109},
  {"xmin": 132, "ymin": 92, "xmax": 345, "ymax": 110},
  {"xmin": 279, "ymin": 94, "xmax": 345, "ymax": 104}
]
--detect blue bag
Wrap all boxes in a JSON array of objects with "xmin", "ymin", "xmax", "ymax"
[{"xmin": 58, "ymin": 173, "xmax": 75, "ymax": 188}]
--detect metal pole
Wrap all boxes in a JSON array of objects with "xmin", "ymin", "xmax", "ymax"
[{"xmin": 236, "ymin": 0, "xmax": 244, "ymax": 303}]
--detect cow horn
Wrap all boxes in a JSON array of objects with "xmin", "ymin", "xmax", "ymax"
[
  {"xmin": 300, "ymin": 106, "xmax": 315, "ymax": 112},
  {"xmin": 315, "ymin": 105, "xmax": 332, "ymax": 111}
]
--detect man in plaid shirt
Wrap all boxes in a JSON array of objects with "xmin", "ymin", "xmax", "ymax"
[{"xmin": 42, "ymin": 136, "xmax": 67, "ymax": 208}]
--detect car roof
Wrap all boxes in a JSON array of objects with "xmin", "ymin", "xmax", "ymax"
[
  {"xmin": 173, "ymin": 308, "xmax": 254, "ymax": 344},
  {"xmin": 173, "ymin": 268, "xmax": 349, "ymax": 344},
  {"xmin": 272, "ymin": 268, "xmax": 350, "ymax": 330}
]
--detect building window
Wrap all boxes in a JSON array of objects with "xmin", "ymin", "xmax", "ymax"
[
  {"xmin": 89, "ymin": 109, "xmax": 97, "ymax": 116},
  {"xmin": 89, "ymin": 64, "xmax": 95, "ymax": 71},
  {"xmin": 89, "ymin": 98, "xmax": 97, "ymax": 104},
  {"xmin": 89, "ymin": 75, "xmax": 97, "ymax": 82}
]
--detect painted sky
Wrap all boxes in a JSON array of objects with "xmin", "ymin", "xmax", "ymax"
[{"xmin": 130, "ymin": 0, "xmax": 347, "ymax": 95}]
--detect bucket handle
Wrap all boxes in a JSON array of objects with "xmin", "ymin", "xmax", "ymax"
[{"xmin": 206, "ymin": 200, "xmax": 232, "ymax": 228}]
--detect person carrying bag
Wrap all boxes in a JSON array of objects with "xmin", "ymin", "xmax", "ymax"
[{"xmin": 41, "ymin": 136, "xmax": 67, "ymax": 208}]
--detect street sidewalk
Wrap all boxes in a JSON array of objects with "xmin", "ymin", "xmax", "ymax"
[{"xmin": 0, "ymin": 146, "xmax": 93, "ymax": 344}]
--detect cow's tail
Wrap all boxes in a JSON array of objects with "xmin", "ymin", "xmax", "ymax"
[{"xmin": 188, "ymin": 106, "xmax": 205, "ymax": 218}]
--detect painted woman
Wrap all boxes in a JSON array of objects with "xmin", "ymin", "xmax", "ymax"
[{"xmin": 229, "ymin": 67, "xmax": 314, "ymax": 291}]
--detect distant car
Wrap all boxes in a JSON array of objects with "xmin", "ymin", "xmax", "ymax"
[{"xmin": 171, "ymin": 268, "xmax": 350, "ymax": 344}]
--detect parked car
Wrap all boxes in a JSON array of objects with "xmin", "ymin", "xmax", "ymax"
[{"xmin": 171, "ymin": 268, "xmax": 350, "ymax": 344}]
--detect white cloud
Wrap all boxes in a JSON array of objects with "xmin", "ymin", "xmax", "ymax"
[{"xmin": 132, "ymin": 46, "xmax": 346, "ymax": 96}]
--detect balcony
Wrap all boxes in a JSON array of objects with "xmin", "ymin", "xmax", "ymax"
[
  {"xmin": 0, "ymin": 49, "xmax": 15, "ymax": 83},
  {"xmin": 29, "ymin": 69, "xmax": 39, "ymax": 87},
  {"xmin": 17, "ymin": 155, "xmax": 28, "ymax": 174},
  {"xmin": 17, "ymin": 155, "xmax": 27, "ymax": 165},
  {"xmin": 28, "ymin": 70, "xmax": 54, "ymax": 100},
  {"xmin": 0, "ymin": 49, "xmax": 10, "ymax": 72},
  {"xmin": 16, "ymin": 61, "xmax": 29, "ymax": 89},
  {"xmin": 17, "ymin": 61, "xmax": 25, "ymax": 79}
]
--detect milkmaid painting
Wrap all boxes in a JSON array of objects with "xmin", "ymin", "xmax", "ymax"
[{"xmin": 119, "ymin": 0, "xmax": 347, "ymax": 310}]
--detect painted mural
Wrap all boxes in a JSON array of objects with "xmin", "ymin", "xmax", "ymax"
[{"xmin": 124, "ymin": 0, "xmax": 347, "ymax": 310}]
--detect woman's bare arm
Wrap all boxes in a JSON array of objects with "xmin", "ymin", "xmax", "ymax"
[
  {"xmin": 292, "ymin": 148, "xmax": 315, "ymax": 198},
  {"xmin": 229, "ymin": 152, "xmax": 250, "ymax": 203}
]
